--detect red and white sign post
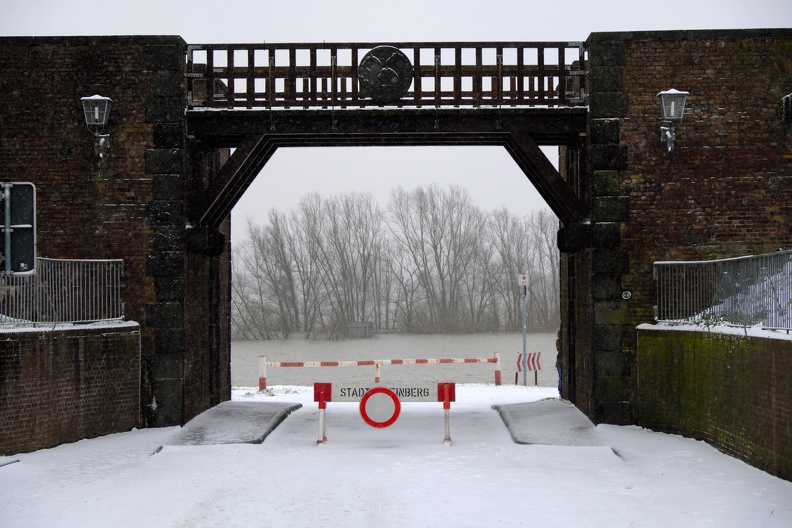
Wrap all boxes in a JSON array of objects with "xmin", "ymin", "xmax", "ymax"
[
  {"xmin": 313, "ymin": 382, "xmax": 456, "ymax": 445},
  {"xmin": 516, "ymin": 352, "xmax": 542, "ymax": 385}
]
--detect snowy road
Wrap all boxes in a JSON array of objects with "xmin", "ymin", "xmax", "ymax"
[{"xmin": 1, "ymin": 384, "xmax": 790, "ymax": 527}]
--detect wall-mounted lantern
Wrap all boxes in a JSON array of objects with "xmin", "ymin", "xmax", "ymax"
[
  {"xmin": 80, "ymin": 95, "xmax": 113, "ymax": 159},
  {"xmin": 657, "ymin": 88, "xmax": 688, "ymax": 152}
]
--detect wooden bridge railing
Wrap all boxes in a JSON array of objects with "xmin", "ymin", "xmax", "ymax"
[{"xmin": 186, "ymin": 42, "xmax": 587, "ymax": 110}]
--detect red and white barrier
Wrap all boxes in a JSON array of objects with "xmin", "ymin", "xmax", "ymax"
[
  {"xmin": 258, "ymin": 354, "xmax": 501, "ymax": 391},
  {"xmin": 313, "ymin": 382, "xmax": 456, "ymax": 445}
]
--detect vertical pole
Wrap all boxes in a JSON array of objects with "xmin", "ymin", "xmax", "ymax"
[
  {"xmin": 258, "ymin": 357, "xmax": 267, "ymax": 391},
  {"xmin": 443, "ymin": 383, "xmax": 452, "ymax": 445},
  {"xmin": 317, "ymin": 385, "xmax": 327, "ymax": 445},
  {"xmin": 522, "ymin": 284, "xmax": 528, "ymax": 386},
  {"xmin": 375, "ymin": 362, "xmax": 381, "ymax": 384},
  {"xmin": 494, "ymin": 353, "xmax": 501, "ymax": 386}
]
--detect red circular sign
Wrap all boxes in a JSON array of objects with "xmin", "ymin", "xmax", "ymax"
[{"xmin": 359, "ymin": 387, "xmax": 401, "ymax": 428}]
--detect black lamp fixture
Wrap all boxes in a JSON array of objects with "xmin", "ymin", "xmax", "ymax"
[
  {"xmin": 80, "ymin": 95, "xmax": 113, "ymax": 159},
  {"xmin": 657, "ymin": 88, "xmax": 688, "ymax": 152}
]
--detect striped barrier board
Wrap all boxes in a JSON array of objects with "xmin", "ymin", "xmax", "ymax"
[
  {"xmin": 258, "ymin": 354, "xmax": 501, "ymax": 390},
  {"xmin": 516, "ymin": 352, "xmax": 541, "ymax": 372},
  {"xmin": 516, "ymin": 352, "xmax": 542, "ymax": 386}
]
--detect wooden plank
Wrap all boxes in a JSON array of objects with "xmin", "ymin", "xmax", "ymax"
[
  {"xmin": 247, "ymin": 48, "xmax": 255, "ymax": 108},
  {"xmin": 413, "ymin": 46, "xmax": 422, "ymax": 107}
]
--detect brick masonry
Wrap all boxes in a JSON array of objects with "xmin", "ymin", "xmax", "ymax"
[
  {"xmin": 637, "ymin": 327, "xmax": 792, "ymax": 481},
  {"xmin": 578, "ymin": 29, "xmax": 792, "ymax": 428},
  {"xmin": 0, "ymin": 325, "xmax": 141, "ymax": 454},
  {"xmin": 0, "ymin": 36, "xmax": 232, "ymax": 438}
]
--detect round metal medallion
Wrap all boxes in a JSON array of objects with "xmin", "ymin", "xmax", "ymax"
[
  {"xmin": 622, "ymin": 290, "xmax": 632, "ymax": 300},
  {"xmin": 358, "ymin": 46, "xmax": 413, "ymax": 103}
]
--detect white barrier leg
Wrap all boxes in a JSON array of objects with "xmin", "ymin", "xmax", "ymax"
[
  {"xmin": 444, "ymin": 408, "xmax": 452, "ymax": 445},
  {"xmin": 494, "ymin": 353, "xmax": 501, "ymax": 386},
  {"xmin": 317, "ymin": 384, "xmax": 328, "ymax": 445},
  {"xmin": 318, "ymin": 407, "xmax": 327, "ymax": 445},
  {"xmin": 259, "ymin": 356, "xmax": 267, "ymax": 391},
  {"xmin": 442, "ymin": 384, "xmax": 452, "ymax": 445}
]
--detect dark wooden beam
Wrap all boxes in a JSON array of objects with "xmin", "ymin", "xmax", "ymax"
[
  {"xmin": 503, "ymin": 131, "xmax": 588, "ymax": 224},
  {"xmin": 186, "ymin": 108, "xmax": 587, "ymax": 148},
  {"xmin": 187, "ymin": 108, "xmax": 590, "ymax": 229}
]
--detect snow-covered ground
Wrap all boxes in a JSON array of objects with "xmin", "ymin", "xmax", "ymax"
[{"xmin": 1, "ymin": 384, "xmax": 790, "ymax": 527}]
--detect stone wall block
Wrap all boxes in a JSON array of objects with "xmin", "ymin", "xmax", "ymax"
[
  {"xmin": 146, "ymin": 251, "xmax": 184, "ymax": 277},
  {"xmin": 145, "ymin": 148, "xmax": 183, "ymax": 174},
  {"xmin": 145, "ymin": 301, "xmax": 184, "ymax": 328},
  {"xmin": 594, "ymin": 299, "xmax": 630, "ymax": 325},
  {"xmin": 593, "ymin": 196, "xmax": 630, "ymax": 222}
]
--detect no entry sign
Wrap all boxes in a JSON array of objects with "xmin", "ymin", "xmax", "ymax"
[{"xmin": 359, "ymin": 387, "xmax": 401, "ymax": 428}]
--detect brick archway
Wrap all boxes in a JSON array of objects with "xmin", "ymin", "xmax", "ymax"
[{"xmin": 176, "ymin": 41, "xmax": 597, "ymax": 428}]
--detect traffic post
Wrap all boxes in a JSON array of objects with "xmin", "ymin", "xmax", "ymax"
[
  {"xmin": 517, "ymin": 272, "xmax": 528, "ymax": 386},
  {"xmin": 313, "ymin": 382, "xmax": 331, "ymax": 444}
]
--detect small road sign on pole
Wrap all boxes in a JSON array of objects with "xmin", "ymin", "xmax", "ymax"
[{"xmin": 518, "ymin": 272, "xmax": 528, "ymax": 386}]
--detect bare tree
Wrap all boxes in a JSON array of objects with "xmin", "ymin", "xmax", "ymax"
[
  {"xmin": 487, "ymin": 208, "xmax": 559, "ymax": 331},
  {"xmin": 230, "ymin": 218, "xmax": 291, "ymax": 339},
  {"xmin": 231, "ymin": 184, "xmax": 560, "ymax": 338},
  {"xmin": 489, "ymin": 208, "xmax": 531, "ymax": 331},
  {"xmin": 289, "ymin": 194, "xmax": 326, "ymax": 337},
  {"xmin": 388, "ymin": 184, "xmax": 485, "ymax": 332},
  {"xmin": 527, "ymin": 209, "xmax": 560, "ymax": 329},
  {"xmin": 307, "ymin": 193, "xmax": 385, "ymax": 337}
]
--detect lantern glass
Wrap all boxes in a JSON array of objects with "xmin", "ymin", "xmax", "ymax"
[
  {"xmin": 657, "ymin": 89, "xmax": 688, "ymax": 120},
  {"xmin": 81, "ymin": 95, "xmax": 113, "ymax": 134}
]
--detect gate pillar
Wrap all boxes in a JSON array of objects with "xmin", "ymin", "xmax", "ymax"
[{"xmin": 561, "ymin": 35, "xmax": 633, "ymax": 425}]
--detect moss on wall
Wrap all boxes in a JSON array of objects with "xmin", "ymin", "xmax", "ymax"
[{"xmin": 638, "ymin": 327, "xmax": 792, "ymax": 481}]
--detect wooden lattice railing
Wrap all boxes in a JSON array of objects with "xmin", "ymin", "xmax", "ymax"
[{"xmin": 186, "ymin": 42, "xmax": 587, "ymax": 109}]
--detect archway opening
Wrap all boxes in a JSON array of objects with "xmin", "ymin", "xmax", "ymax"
[{"xmin": 227, "ymin": 144, "xmax": 566, "ymax": 390}]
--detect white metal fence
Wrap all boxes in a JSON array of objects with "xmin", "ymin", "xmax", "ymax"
[
  {"xmin": 654, "ymin": 250, "xmax": 792, "ymax": 331},
  {"xmin": 0, "ymin": 258, "xmax": 124, "ymax": 327}
]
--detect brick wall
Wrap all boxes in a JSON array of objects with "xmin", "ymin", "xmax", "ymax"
[
  {"xmin": 637, "ymin": 327, "xmax": 792, "ymax": 481},
  {"xmin": 0, "ymin": 325, "xmax": 141, "ymax": 455},
  {"xmin": 0, "ymin": 36, "xmax": 173, "ymax": 425},
  {"xmin": 0, "ymin": 37, "xmax": 167, "ymax": 321},
  {"xmin": 584, "ymin": 29, "xmax": 792, "ymax": 425},
  {"xmin": 0, "ymin": 36, "xmax": 231, "ymax": 431}
]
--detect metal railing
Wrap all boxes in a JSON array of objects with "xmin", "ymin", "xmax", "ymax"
[
  {"xmin": 186, "ymin": 41, "xmax": 587, "ymax": 109},
  {"xmin": 654, "ymin": 250, "xmax": 792, "ymax": 331},
  {"xmin": 0, "ymin": 258, "xmax": 124, "ymax": 327}
]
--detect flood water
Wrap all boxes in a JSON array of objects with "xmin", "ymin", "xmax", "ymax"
[{"xmin": 231, "ymin": 332, "xmax": 558, "ymax": 388}]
